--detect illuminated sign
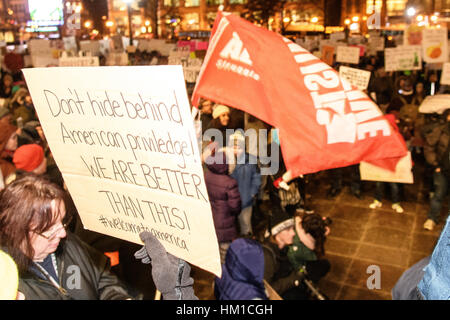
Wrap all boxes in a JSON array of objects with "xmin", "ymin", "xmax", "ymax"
[{"xmin": 28, "ymin": 0, "xmax": 64, "ymax": 27}]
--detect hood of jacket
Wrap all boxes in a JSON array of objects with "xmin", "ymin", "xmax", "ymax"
[{"xmin": 206, "ymin": 152, "xmax": 229, "ymax": 175}]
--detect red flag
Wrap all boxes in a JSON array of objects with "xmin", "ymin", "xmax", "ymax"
[{"xmin": 192, "ymin": 12, "xmax": 407, "ymax": 177}]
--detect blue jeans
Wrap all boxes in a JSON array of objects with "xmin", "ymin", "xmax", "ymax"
[
  {"xmin": 375, "ymin": 182, "xmax": 400, "ymax": 204},
  {"xmin": 428, "ymin": 171, "xmax": 449, "ymax": 223},
  {"xmin": 392, "ymin": 256, "xmax": 430, "ymax": 300},
  {"xmin": 418, "ymin": 214, "xmax": 450, "ymax": 299}
]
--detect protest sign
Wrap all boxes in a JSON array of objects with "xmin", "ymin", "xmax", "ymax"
[
  {"xmin": 22, "ymin": 66, "xmax": 221, "ymax": 276},
  {"xmin": 368, "ymin": 36, "xmax": 385, "ymax": 55},
  {"xmin": 422, "ymin": 27, "xmax": 448, "ymax": 64},
  {"xmin": 79, "ymin": 41, "xmax": 101, "ymax": 56},
  {"xmin": 384, "ymin": 46, "xmax": 422, "ymax": 72},
  {"xmin": 31, "ymin": 55, "xmax": 59, "ymax": 67},
  {"xmin": 28, "ymin": 39, "xmax": 52, "ymax": 56},
  {"xmin": 441, "ymin": 63, "xmax": 450, "ymax": 85},
  {"xmin": 336, "ymin": 46, "xmax": 360, "ymax": 64},
  {"xmin": 330, "ymin": 32, "xmax": 345, "ymax": 42},
  {"xmin": 59, "ymin": 56, "xmax": 100, "ymax": 67},
  {"xmin": 339, "ymin": 66, "xmax": 371, "ymax": 91},
  {"xmin": 418, "ymin": 94, "xmax": 450, "ymax": 114},
  {"xmin": 360, "ymin": 152, "xmax": 414, "ymax": 184},
  {"xmin": 63, "ymin": 36, "xmax": 78, "ymax": 52}
]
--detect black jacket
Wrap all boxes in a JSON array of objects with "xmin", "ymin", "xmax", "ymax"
[{"xmin": 18, "ymin": 233, "xmax": 136, "ymax": 300}]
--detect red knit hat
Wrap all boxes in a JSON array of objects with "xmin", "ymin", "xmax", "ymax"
[{"xmin": 13, "ymin": 144, "xmax": 44, "ymax": 172}]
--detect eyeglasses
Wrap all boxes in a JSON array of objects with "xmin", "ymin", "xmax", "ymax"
[{"xmin": 37, "ymin": 217, "xmax": 72, "ymax": 240}]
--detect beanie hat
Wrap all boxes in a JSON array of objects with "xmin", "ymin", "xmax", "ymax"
[
  {"xmin": 212, "ymin": 105, "xmax": 230, "ymax": 119},
  {"xmin": 0, "ymin": 250, "xmax": 19, "ymax": 300},
  {"xmin": 267, "ymin": 204, "xmax": 294, "ymax": 236},
  {"xmin": 13, "ymin": 144, "xmax": 44, "ymax": 172}
]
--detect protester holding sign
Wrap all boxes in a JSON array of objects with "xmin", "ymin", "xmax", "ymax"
[{"xmin": 0, "ymin": 174, "xmax": 137, "ymax": 300}]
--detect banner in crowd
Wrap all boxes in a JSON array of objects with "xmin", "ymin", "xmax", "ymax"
[
  {"xmin": 360, "ymin": 152, "xmax": 414, "ymax": 184},
  {"xmin": 339, "ymin": 66, "xmax": 371, "ymax": 91},
  {"xmin": 384, "ymin": 46, "xmax": 422, "ymax": 72},
  {"xmin": 192, "ymin": 11, "xmax": 407, "ymax": 177},
  {"xmin": 441, "ymin": 63, "xmax": 450, "ymax": 85},
  {"xmin": 422, "ymin": 27, "xmax": 448, "ymax": 64},
  {"xmin": 336, "ymin": 46, "xmax": 360, "ymax": 64},
  {"xmin": 22, "ymin": 66, "xmax": 221, "ymax": 277},
  {"xmin": 79, "ymin": 40, "xmax": 101, "ymax": 56}
]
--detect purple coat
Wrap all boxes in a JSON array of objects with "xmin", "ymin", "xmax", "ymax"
[{"xmin": 205, "ymin": 153, "xmax": 241, "ymax": 242}]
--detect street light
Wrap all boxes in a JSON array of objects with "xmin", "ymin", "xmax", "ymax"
[
  {"xmin": 406, "ymin": 7, "xmax": 416, "ymax": 17},
  {"xmin": 123, "ymin": 0, "xmax": 134, "ymax": 46}
]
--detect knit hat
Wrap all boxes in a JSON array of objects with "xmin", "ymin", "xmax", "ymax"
[
  {"xmin": 229, "ymin": 130, "xmax": 245, "ymax": 143},
  {"xmin": 0, "ymin": 250, "xmax": 19, "ymax": 300},
  {"xmin": 212, "ymin": 104, "xmax": 230, "ymax": 119},
  {"xmin": 13, "ymin": 144, "xmax": 44, "ymax": 172},
  {"xmin": 268, "ymin": 204, "xmax": 294, "ymax": 236}
]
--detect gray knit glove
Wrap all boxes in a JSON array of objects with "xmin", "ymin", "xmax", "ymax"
[{"xmin": 134, "ymin": 232, "xmax": 198, "ymax": 300}]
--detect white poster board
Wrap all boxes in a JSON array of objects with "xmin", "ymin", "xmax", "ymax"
[
  {"xmin": 106, "ymin": 52, "xmax": 129, "ymax": 66},
  {"xmin": 360, "ymin": 152, "xmax": 414, "ymax": 184},
  {"xmin": 336, "ymin": 46, "xmax": 360, "ymax": 65},
  {"xmin": 422, "ymin": 27, "xmax": 448, "ymax": 64},
  {"xmin": 368, "ymin": 36, "xmax": 385, "ymax": 55},
  {"xmin": 339, "ymin": 66, "xmax": 371, "ymax": 91},
  {"xmin": 384, "ymin": 46, "xmax": 422, "ymax": 72},
  {"xmin": 441, "ymin": 63, "xmax": 450, "ymax": 85},
  {"xmin": 330, "ymin": 32, "xmax": 346, "ymax": 42},
  {"xmin": 22, "ymin": 66, "xmax": 221, "ymax": 277}
]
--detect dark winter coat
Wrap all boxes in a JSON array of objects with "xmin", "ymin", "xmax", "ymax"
[
  {"xmin": 204, "ymin": 153, "xmax": 241, "ymax": 242},
  {"xmin": 215, "ymin": 238, "xmax": 267, "ymax": 300},
  {"xmin": 262, "ymin": 239, "xmax": 304, "ymax": 296},
  {"xmin": 422, "ymin": 120, "xmax": 450, "ymax": 173},
  {"xmin": 18, "ymin": 232, "xmax": 136, "ymax": 300}
]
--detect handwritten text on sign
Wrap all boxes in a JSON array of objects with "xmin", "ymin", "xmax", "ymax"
[{"xmin": 22, "ymin": 66, "xmax": 221, "ymax": 276}]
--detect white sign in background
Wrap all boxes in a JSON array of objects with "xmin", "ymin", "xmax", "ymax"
[
  {"xmin": 422, "ymin": 27, "xmax": 448, "ymax": 64},
  {"xmin": 22, "ymin": 66, "xmax": 221, "ymax": 276},
  {"xmin": 336, "ymin": 46, "xmax": 360, "ymax": 65},
  {"xmin": 339, "ymin": 66, "xmax": 372, "ymax": 91},
  {"xmin": 384, "ymin": 45, "xmax": 422, "ymax": 72}
]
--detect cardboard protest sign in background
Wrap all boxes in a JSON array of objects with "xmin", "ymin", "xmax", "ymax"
[
  {"xmin": 360, "ymin": 152, "xmax": 414, "ymax": 184},
  {"xmin": 339, "ymin": 66, "xmax": 371, "ymax": 91},
  {"xmin": 23, "ymin": 66, "xmax": 221, "ymax": 276},
  {"xmin": 336, "ymin": 46, "xmax": 360, "ymax": 65},
  {"xmin": 59, "ymin": 56, "xmax": 99, "ymax": 67},
  {"xmin": 422, "ymin": 27, "xmax": 448, "ymax": 64},
  {"xmin": 385, "ymin": 46, "xmax": 422, "ymax": 72}
]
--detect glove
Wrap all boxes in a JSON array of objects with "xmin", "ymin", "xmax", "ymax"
[
  {"xmin": 134, "ymin": 232, "xmax": 198, "ymax": 300},
  {"xmin": 273, "ymin": 177, "xmax": 290, "ymax": 191}
]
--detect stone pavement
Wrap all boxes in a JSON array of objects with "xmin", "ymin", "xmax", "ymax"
[{"xmin": 191, "ymin": 159, "xmax": 448, "ymax": 300}]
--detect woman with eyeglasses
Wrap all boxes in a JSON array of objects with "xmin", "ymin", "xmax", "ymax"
[{"xmin": 0, "ymin": 174, "xmax": 137, "ymax": 300}]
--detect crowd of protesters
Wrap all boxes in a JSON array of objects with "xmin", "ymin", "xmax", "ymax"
[{"xmin": 0, "ymin": 35, "xmax": 449, "ymax": 301}]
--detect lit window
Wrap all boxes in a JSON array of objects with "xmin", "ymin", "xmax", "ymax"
[
  {"xmin": 185, "ymin": 0, "xmax": 200, "ymax": 7},
  {"xmin": 229, "ymin": 0, "xmax": 246, "ymax": 4},
  {"xmin": 207, "ymin": 0, "xmax": 224, "ymax": 5},
  {"xmin": 164, "ymin": 0, "xmax": 180, "ymax": 6}
]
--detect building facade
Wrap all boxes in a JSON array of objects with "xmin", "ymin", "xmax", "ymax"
[{"xmin": 105, "ymin": 0, "xmax": 449, "ymax": 39}]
